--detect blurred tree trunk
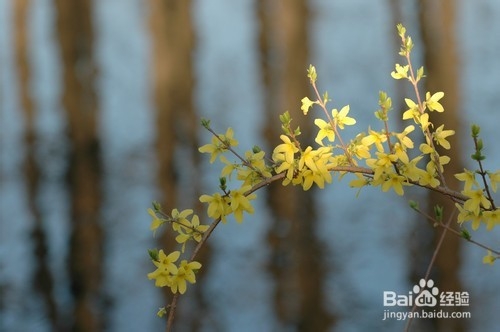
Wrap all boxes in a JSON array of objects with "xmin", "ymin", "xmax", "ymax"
[
  {"xmin": 14, "ymin": 0, "xmax": 58, "ymax": 329},
  {"xmin": 54, "ymin": 0, "xmax": 105, "ymax": 330},
  {"xmin": 418, "ymin": 0, "xmax": 465, "ymax": 331},
  {"xmin": 258, "ymin": 1, "xmax": 334, "ymax": 330},
  {"xmin": 148, "ymin": 1, "xmax": 206, "ymax": 330}
]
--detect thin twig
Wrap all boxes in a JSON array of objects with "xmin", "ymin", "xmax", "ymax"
[
  {"xmin": 311, "ymin": 80, "xmax": 355, "ymax": 165},
  {"xmin": 472, "ymin": 136, "xmax": 497, "ymax": 210},
  {"xmin": 404, "ymin": 211, "xmax": 455, "ymax": 331}
]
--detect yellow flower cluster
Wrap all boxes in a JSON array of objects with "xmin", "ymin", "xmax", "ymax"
[
  {"xmin": 148, "ymin": 126, "xmax": 270, "ymax": 295},
  {"xmin": 455, "ymin": 169, "xmax": 500, "ymax": 230},
  {"xmin": 272, "ymin": 135, "xmax": 336, "ymax": 190},
  {"xmin": 199, "ymin": 185, "xmax": 257, "ymax": 223},
  {"xmin": 147, "ymin": 207, "xmax": 206, "ymax": 294},
  {"xmin": 147, "ymin": 250, "xmax": 202, "ymax": 294}
]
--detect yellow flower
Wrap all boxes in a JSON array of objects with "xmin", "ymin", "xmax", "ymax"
[
  {"xmin": 395, "ymin": 125, "xmax": 415, "ymax": 149},
  {"xmin": 417, "ymin": 163, "xmax": 440, "ymax": 188},
  {"xmin": 297, "ymin": 147, "xmax": 332, "ymax": 190},
  {"xmin": 220, "ymin": 155, "xmax": 237, "ymax": 179},
  {"xmin": 300, "ymin": 163, "xmax": 331, "ymax": 190},
  {"xmin": 433, "ymin": 124, "xmax": 454, "ymax": 149},
  {"xmin": 274, "ymin": 153, "xmax": 296, "ymax": 183},
  {"xmin": 314, "ymin": 118, "xmax": 335, "ymax": 145},
  {"xmin": 418, "ymin": 113, "xmax": 430, "ymax": 130},
  {"xmin": 237, "ymin": 150, "xmax": 272, "ymax": 186},
  {"xmin": 488, "ymin": 171, "xmax": 500, "ymax": 192},
  {"xmin": 483, "ymin": 209, "xmax": 500, "ymax": 231},
  {"xmin": 455, "ymin": 203, "xmax": 482, "ymax": 230},
  {"xmin": 199, "ymin": 128, "xmax": 238, "ymax": 163},
  {"xmin": 398, "ymin": 155, "xmax": 421, "ymax": 180},
  {"xmin": 402, "ymin": 98, "xmax": 419, "ymax": 121},
  {"xmin": 455, "ymin": 169, "xmax": 478, "ymax": 191},
  {"xmin": 350, "ymin": 136, "xmax": 371, "ymax": 160},
  {"xmin": 175, "ymin": 214, "xmax": 209, "ymax": 251},
  {"xmin": 426, "ymin": 155, "xmax": 450, "ymax": 174},
  {"xmin": 483, "ymin": 250, "xmax": 496, "ymax": 265},
  {"xmin": 381, "ymin": 173, "xmax": 407, "ymax": 196},
  {"xmin": 349, "ymin": 173, "xmax": 370, "ymax": 188},
  {"xmin": 366, "ymin": 158, "xmax": 387, "ymax": 182},
  {"xmin": 332, "ymin": 105, "xmax": 356, "ymax": 129},
  {"xmin": 375, "ymin": 152, "xmax": 398, "ymax": 167},
  {"xmin": 221, "ymin": 127, "xmax": 238, "ymax": 147},
  {"xmin": 199, "ymin": 193, "xmax": 230, "ymax": 222},
  {"xmin": 462, "ymin": 189, "xmax": 491, "ymax": 215},
  {"xmin": 393, "ymin": 143, "xmax": 409, "ymax": 164},
  {"xmin": 419, "ymin": 142, "xmax": 434, "ymax": 154},
  {"xmin": 425, "ymin": 91, "xmax": 445, "ymax": 112},
  {"xmin": 301, "ymin": 96, "xmax": 316, "ymax": 115},
  {"xmin": 299, "ymin": 146, "xmax": 319, "ymax": 172},
  {"xmin": 391, "ymin": 63, "xmax": 409, "ymax": 80},
  {"xmin": 171, "ymin": 208, "xmax": 193, "ymax": 232},
  {"xmin": 273, "ymin": 135, "xmax": 299, "ymax": 164},
  {"xmin": 361, "ymin": 129, "xmax": 387, "ymax": 152},
  {"xmin": 169, "ymin": 260, "xmax": 202, "ymax": 294},
  {"xmin": 148, "ymin": 208, "xmax": 164, "ymax": 232},
  {"xmin": 147, "ymin": 250, "xmax": 180, "ymax": 287},
  {"xmin": 229, "ymin": 185, "xmax": 256, "ymax": 223}
]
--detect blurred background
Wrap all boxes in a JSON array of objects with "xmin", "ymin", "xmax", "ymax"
[{"xmin": 1, "ymin": 0, "xmax": 500, "ymax": 331}]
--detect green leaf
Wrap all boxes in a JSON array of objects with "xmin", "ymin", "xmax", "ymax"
[
  {"xmin": 416, "ymin": 66, "xmax": 425, "ymax": 81},
  {"xmin": 476, "ymin": 139, "xmax": 484, "ymax": 151},
  {"xmin": 322, "ymin": 91, "xmax": 329, "ymax": 105},
  {"xmin": 471, "ymin": 152, "xmax": 486, "ymax": 161}
]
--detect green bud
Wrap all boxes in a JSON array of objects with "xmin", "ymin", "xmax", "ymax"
[
  {"xmin": 157, "ymin": 307, "xmax": 167, "ymax": 318},
  {"xmin": 322, "ymin": 91, "xmax": 329, "ymax": 105},
  {"xmin": 307, "ymin": 64, "xmax": 317, "ymax": 83},
  {"xmin": 434, "ymin": 205, "xmax": 443, "ymax": 222},
  {"xmin": 152, "ymin": 201, "xmax": 162, "ymax": 211},
  {"xmin": 219, "ymin": 177, "xmax": 227, "ymax": 191},
  {"xmin": 397, "ymin": 23, "xmax": 406, "ymax": 38},
  {"xmin": 280, "ymin": 111, "xmax": 291, "ymax": 124},
  {"xmin": 148, "ymin": 248, "xmax": 159, "ymax": 262},
  {"xmin": 471, "ymin": 124, "xmax": 480, "ymax": 137},
  {"xmin": 408, "ymin": 200, "xmax": 419, "ymax": 210},
  {"xmin": 201, "ymin": 118, "xmax": 211, "ymax": 128},
  {"xmin": 252, "ymin": 145, "xmax": 262, "ymax": 153},
  {"xmin": 460, "ymin": 229, "xmax": 471, "ymax": 241}
]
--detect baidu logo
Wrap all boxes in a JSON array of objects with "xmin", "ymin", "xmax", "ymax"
[
  {"xmin": 413, "ymin": 279, "xmax": 439, "ymax": 307},
  {"xmin": 384, "ymin": 278, "xmax": 440, "ymax": 307}
]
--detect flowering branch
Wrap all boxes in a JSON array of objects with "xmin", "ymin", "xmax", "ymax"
[{"xmin": 146, "ymin": 24, "xmax": 500, "ymax": 331}]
